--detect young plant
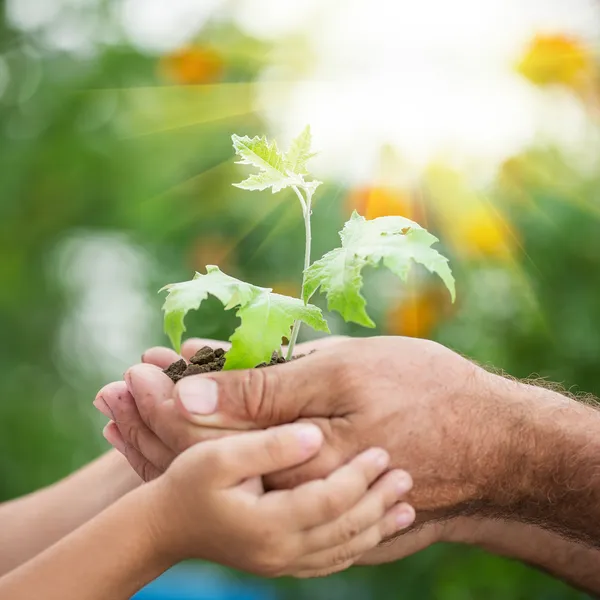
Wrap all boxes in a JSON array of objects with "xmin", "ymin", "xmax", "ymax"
[{"xmin": 161, "ymin": 127, "xmax": 455, "ymax": 371}]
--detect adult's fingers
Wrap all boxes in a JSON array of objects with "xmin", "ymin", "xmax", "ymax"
[
  {"xmin": 190, "ymin": 423, "xmax": 324, "ymax": 488},
  {"xmin": 103, "ymin": 421, "xmax": 163, "ymax": 481},
  {"xmin": 125, "ymin": 363, "xmax": 242, "ymax": 454},
  {"xmin": 172, "ymin": 341, "xmax": 352, "ymax": 431},
  {"xmin": 136, "ymin": 336, "xmax": 346, "ymax": 429},
  {"xmin": 96, "ymin": 380, "xmax": 177, "ymax": 475},
  {"xmin": 141, "ymin": 347, "xmax": 181, "ymax": 369}
]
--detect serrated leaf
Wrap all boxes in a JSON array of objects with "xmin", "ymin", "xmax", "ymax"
[
  {"xmin": 232, "ymin": 134, "xmax": 298, "ymax": 193},
  {"xmin": 161, "ymin": 266, "xmax": 329, "ymax": 368},
  {"xmin": 160, "ymin": 266, "xmax": 258, "ymax": 352},
  {"xmin": 304, "ymin": 212, "xmax": 455, "ymax": 327},
  {"xmin": 284, "ymin": 125, "xmax": 317, "ymax": 175},
  {"xmin": 231, "ymin": 128, "xmax": 320, "ymax": 194}
]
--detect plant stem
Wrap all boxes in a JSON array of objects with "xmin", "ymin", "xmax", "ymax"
[{"xmin": 286, "ymin": 185, "xmax": 312, "ymax": 360}]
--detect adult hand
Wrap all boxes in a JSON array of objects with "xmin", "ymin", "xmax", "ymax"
[
  {"xmin": 101, "ymin": 336, "xmax": 494, "ymax": 518},
  {"xmin": 95, "ymin": 336, "xmax": 346, "ymax": 482},
  {"xmin": 97, "ymin": 334, "xmax": 600, "ymax": 593}
]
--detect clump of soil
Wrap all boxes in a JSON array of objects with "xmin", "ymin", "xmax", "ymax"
[{"xmin": 164, "ymin": 346, "xmax": 292, "ymax": 383}]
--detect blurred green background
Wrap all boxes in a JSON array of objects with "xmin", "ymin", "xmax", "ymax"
[{"xmin": 1, "ymin": 0, "xmax": 600, "ymax": 598}]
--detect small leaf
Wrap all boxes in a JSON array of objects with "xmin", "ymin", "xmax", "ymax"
[
  {"xmin": 231, "ymin": 128, "xmax": 320, "ymax": 194},
  {"xmin": 225, "ymin": 292, "xmax": 329, "ymax": 370},
  {"xmin": 161, "ymin": 266, "xmax": 329, "ymax": 368},
  {"xmin": 304, "ymin": 212, "xmax": 455, "ymax": 327},
  {"xmin": 232, "ymin": 134, "xmax": 298, "ymax": 193},
  {"xmin": 285, "ymin": 125, "xmax": 317, "ymax": 175}
]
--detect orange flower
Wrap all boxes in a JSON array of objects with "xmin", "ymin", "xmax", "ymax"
[
  {"xmin": 386, "ymin": 292, "xmax": 440, "ymax": 338},
  {"xmin": 346, "ymin": 186, "xmax": 419, "ymax": 220},
  {"xmin": 160, "ymin": 46, "xmax": 224, "ymax": 85},
  {"xmin": 453, "ymin": 206, "xmax": 515, "ymax": 259},
  {"xmin": 517, "ymin": 34, "xmax": 594, "ymax": 89}
]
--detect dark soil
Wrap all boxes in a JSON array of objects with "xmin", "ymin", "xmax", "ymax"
[{"xmin": 164, "ymin": 346, "xmax": 292, "ymax": 383}]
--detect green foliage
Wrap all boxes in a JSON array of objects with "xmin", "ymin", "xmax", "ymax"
[
  {"xmin": 232, "ymin": 126, "xmax": 320, "ymax": 193},
  {"xmin": 161, "ymin": 266, "xmax": 329, "ymax": 369},
  {"xmin": 304, "ymin": 211, "xmax": 455, "ymax": 327},
  {"xmin": 284, "ymin": 125, "xmax": 317, "ymax": 175},
  {"xmin": 165, "ymin": 131, "xmax": 454, "ymax": 363}
]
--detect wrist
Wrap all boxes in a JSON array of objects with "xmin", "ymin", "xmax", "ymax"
[
  {"xmin": 470, "ymin": 373, "xmax": 600, "ymax": 543},
  {"xmin": 126, "ymin": 482, "xmax": 180, "ymax": 572},
  {"xmin": 139, "ymin": 478, "xmax": 189, "ymax": 567}
]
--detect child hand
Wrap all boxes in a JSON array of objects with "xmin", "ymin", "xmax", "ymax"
[{"xmin": 145, "ymin": 423, "xmax": 414, "ymax": 578}]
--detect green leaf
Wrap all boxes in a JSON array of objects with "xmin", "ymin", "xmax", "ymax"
[
  {"xmin": 304, "ymin": 211, "xmax": 455, "ymax": 327},
  {"xmin": 226, "ymin": 292, "xmax": 329, "ymax": 370},
  {"xmin": 231, "ymin": 128, "xmax": 320, "ymax": 194},
  {"xmin": 284, "ymin": 125, "xmax": 317, "ymax": 175},
  {"xmin": 232, "ymin": 134, "xmax": 298, "ymax": 193},
  {"xmin": 161, "ymin": 266, "xmax": 329, "ymax": 368}
]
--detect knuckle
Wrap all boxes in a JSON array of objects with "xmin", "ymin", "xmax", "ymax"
[
  {"xmin": 242, "ymin": 368, "xmax": 278, "ymax": 426},
  {"xmin": 126, "ymin": 423, "xmax": 142, "ymax": 450},
  {"xmin": 321, "ymin": 490, "xmax": 347, "ymax": 520},
  {"xmin": 140, "ymin": 460, "xmax": 156, "ymax": 482},
  {"xmin": 336, "ymin": 516, "xmax": 362, "ymax": 544}
]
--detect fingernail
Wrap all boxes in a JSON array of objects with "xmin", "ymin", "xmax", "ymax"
[
  {"xmin": 103, "ymin": 423, "xmax": 126, "ymax": 454},
  {"xmin": 93, "ymin": 395, "xmax": 112, "ymax": 419},
  {"xmin": 396, "ymin": 472, "xmax": 413, "ymax": 496},
  {"xmin": 295, "ymin": 424, "xmax": 323, "ymax": 451},
  {"xmin": 178, "ymin": 377, "xmax": 218, "ymax": 415},
  {"xmin": 396, "ymin": 507, "xmax": 415, "ymax": 529}
]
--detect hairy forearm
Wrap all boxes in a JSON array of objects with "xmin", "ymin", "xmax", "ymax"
[
  {"xmin": 449, "ymin": 517, "xmax": 600, "ymax": 596},
  {"xmin": 0, "ymin": 450, "xmax": 141, "ymax": 574},
  {"xmin": 0, "ymin": 484, "xmax": 170, "ymax": 600},
  {"xmin": 475, "ymin": 374, "xmax": 600, "ymax": 548}
]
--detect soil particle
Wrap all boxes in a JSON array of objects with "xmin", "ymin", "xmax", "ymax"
[{"xmin": 164, "ymin": 346, "xmax": 297, "ymax": 383}]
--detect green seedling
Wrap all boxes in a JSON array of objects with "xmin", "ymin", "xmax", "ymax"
[{"xmin": 161, "ymin": 126, "xmax": 455, "ymax": 369}]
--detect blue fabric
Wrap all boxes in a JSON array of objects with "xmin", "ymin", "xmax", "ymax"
[{"xmin": 132, "ymin": 564, "xmax": 276, "ymax": 600}]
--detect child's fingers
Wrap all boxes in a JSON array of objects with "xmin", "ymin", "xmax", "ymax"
[
  {"xmin": 197, "ymin": 424, "xmax": 324, "ymax": 487},
  {"xmin": 264, "ymin": 447, "xmax": 390, "ymax": 530},
  {"xmin": 293, "ymin": 502, "xmax": 415, "ymax": 578},
  {"xmin": 301, "ymin": 469, "xmax": 412, "ymax": 553}
]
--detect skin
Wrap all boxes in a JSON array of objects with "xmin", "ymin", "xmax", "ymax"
[
  {"xmin": 0, "ymin": 423, "xmax": 416, "ymax": 598},
  {"xmin": 0, "ymin": 451, "xmax": 140, "ymax": 575},
  {"xmin": 98, "ymin": 336, "xmax": 600, "ymax": 594}
]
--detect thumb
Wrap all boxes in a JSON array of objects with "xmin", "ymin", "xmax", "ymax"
[
  {"xmin": 173, "ymin": 349, "xmax": 340, "ymax": 429},
  {"xmin": 199, "ymin": 423, "xmax": 324, "ymax": 487}
]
